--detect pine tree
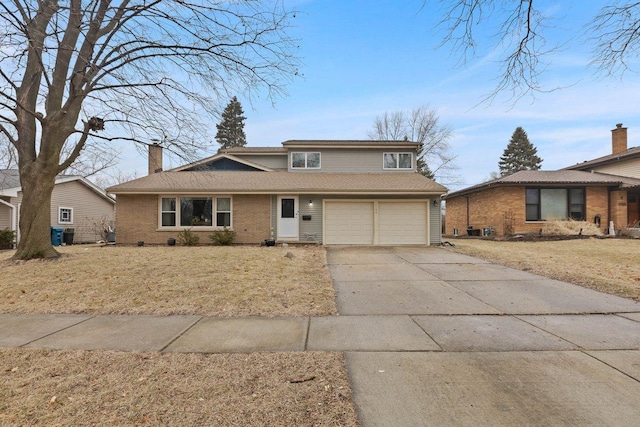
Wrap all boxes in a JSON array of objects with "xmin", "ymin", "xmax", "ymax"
[
  {"xmin": 498, "ymin": 127, "xmax": 542, "ymax": 176},
  {"xmin": 216, "ymin": 97, "xmax": 247, "ymax": 150}
]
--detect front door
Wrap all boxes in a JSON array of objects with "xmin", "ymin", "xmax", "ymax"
[{"xmin": 277, "ymin": 196, "xmax": 298, "ymax": 240}]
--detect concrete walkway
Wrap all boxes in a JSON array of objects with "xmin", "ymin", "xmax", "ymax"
[{"xmin": 1, "ymin": 246, "xmax": 640, "ymax": 426}]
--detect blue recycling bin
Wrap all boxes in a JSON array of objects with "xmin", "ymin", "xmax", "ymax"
[{"xmin": 50, "ymin": 226, "xmax": 63, "ymax": 246}]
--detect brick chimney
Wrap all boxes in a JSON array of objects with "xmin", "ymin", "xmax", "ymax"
[
  {"xmin": 611, "ymin": 123, "xmax": 628, "ymax": 155},
  {"xmin": 148, "ymin": 143, "xmax": 163, "ymax": 174}
]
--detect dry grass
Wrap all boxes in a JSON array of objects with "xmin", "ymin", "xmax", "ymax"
[
  {"xmin": 0, "ymin": 349, "xmax": 357, "ymax": 426},
  {"xmin": 447, "ymin": 237, "xmax": 640, "ymax": 301},
  {"xmin": 0, "ymin": 245, "xmax": 336, "ymax": 317},
  {"xmin": 0, "ymin": 245, "xmax": 359, "ymax": 426},
  {"xmin": 542, "ymin": 219, "xmax": 603, "ymax": 236}
]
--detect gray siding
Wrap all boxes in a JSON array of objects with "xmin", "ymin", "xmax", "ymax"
[
  {"xmin": 48, "ymin": 181, "xmax": 115, "ymax": 243},
  {"xmin": 288, "ymin": 149, "xmax": 417, "ymax": 173},
  {"xmin": 0, "ymin": 203, "xmax": 11, "ymax": 230},
  {"xmin": 430, "ymin": 200, "xmax": 442, "ymax": 245},
  {"xmin": 590, "ymin": 158, "xmax": 640, "ymax": 179},
  {"xmin": 236, "ymin": 154, "xmax": 288, "ymax": 170},
  {"xmin": 298, "ymin": 195, "xmax": 323, "ymax": 242}
]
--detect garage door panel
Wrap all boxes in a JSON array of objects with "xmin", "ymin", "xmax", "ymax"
[
  {"xmin": 325, "ymin": 202, "xmax": 374, "ymax": 244},
  {"xmin": 378, "ymin": 202, "xmax": 427, "ymax": 245}
]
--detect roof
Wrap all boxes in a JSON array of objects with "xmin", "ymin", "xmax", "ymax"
[
  {"xmin": 0, "ymin": 169, "xmax": 115, "ymax": 203},
  {"xmin": 565, "ymin": 146, "xmax": 640, "ymax": 170},
  {"xmin": 282, "ymin": 140, "xmax": 420, "ymax": 149},
  {"xmin": 107, "ymin": 171, "xmax": 448, "ymax": 195},
  {"xmin": 445, "ymin": 170, "xmax": 640, "ymax": 198},
  {"xmin": 220, "ymin": 147, "xmax": 287, "ymax": 154},
  {"xmin": 0, "ymin": 169, "xmax": 21, "ymax": 190}
]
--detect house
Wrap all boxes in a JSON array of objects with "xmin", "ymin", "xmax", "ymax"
[
  {"xmin": 107, "ymin": 140, "xmax": 448, "ymax": 246},
  {"xmin": 0, "ymin": 170, "xmax": 116, "ymax": 245},
  {"xmin": 444, "ymin": 124, "xmax": 640, "ymax": 236}
]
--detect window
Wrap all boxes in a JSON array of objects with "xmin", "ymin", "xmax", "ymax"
[
  {"xmin": 525, "ymin": 188, "xmax": 585, "ymax": 221},
  {"xmin": 181, "ymin": 197, "xmax": 213, "ymax": 226},
  {"xmin": 160, "ymin": 196, "xmax": 232, "ymax": 228},
  {"xmin": 291, "ymin": 152, "xmax": 320, "ymax": 169},
  {"xmin": 383, "ymin": 152, "xmax": 412, "ymax": 169},
  {"xmin": 161, "ymin": 198, "xmax": 176, "ymax": 226},
  {"xmin": 58, "ymin": 207, "xmax": 73, "ymax": 224},
  {"xmin": 216, "ymin": 197, "xmax": 231, "ymax": 227}
]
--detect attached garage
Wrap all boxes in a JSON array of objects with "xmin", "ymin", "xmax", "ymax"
[{"xmin": 323, "ymin": 200, "xmax": 429, "ymax": 245}]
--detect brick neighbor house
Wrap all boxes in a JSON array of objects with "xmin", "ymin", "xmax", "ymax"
[
  {"xmin": 444, "ymin": 124, "xmax": 640, "ymax": 237},
  {"xmin": 107, "ymin": 140, "xmax": 448, "ymax": 245}
]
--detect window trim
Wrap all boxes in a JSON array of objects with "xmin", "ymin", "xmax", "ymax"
[
  {"xmin": 291, "ymin": 152, "xmax": 321, "ymax": 169},
  {"xmin": 158, "ymin": 195, "xmax": 233, "ymax": 229},
  {"xmin": 525, "ymin": 187, "xmax": 585, "ymax": 222},
  {"xmin": 58, "ymin": 207, "xmax": 73, "ymax": 224},
  {"xmin": 383, "ymin": 152, "xmax": 413, "ymax": 170}
]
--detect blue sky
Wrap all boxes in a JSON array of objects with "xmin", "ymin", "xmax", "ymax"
[{"xmin": 119, "ymin": 1, "xmax": 640, "ymax": 191}]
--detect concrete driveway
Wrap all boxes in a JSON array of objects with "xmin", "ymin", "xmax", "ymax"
[{"xmin": 327, "ymin": 246, "xmax": 640, "ymax": 427}]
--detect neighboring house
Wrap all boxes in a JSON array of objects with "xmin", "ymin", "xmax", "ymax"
[
  {"xmin": 107, "ymin": 140, "xmax": 448, "ymax": 246},
  {"xmin": 444, "ymin": 124, "xmax": 640, "ymax": 236},
  {"xmin": 0, "ymin": 170, "xmax": 116, "ymax": 244}
]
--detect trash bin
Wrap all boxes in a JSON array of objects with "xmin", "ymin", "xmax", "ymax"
[
  {"xmin": 50, "ymin": 227, "xmax": 64, "ymax": 246},
  {"xmin": 63, "ymin": 228, "xmax": 74, "ymax": 245}
]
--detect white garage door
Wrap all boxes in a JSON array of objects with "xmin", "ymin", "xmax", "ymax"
[
  {"xmin": 378, "ymin": 202, "xmax": 427, "ymax": 245},
  {"xmin": 324, "ymin": 202, "xmax": 374, "ymax": 244},
  {"xmin": 324, "ymin": 201, "xmax": 428, "ymax": 245}
]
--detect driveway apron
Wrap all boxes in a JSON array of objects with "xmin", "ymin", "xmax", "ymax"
[{"xmin": 327, "ymin": 246, "xmax": 640, "ymax": 427}]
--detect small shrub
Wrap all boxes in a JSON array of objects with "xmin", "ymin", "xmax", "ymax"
[
  {"xmin": 0, "ymin": 228, "xmax": 15, "ymax": 249},
  {"xmin": 177, "ymin": 228, "xmax": 200, "ymax": 246},
  {"xmin": 209, "ymin": 227, "xmax": 235, "ymax": 246}
]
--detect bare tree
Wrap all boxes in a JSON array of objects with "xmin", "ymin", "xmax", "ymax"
[
  {"xmin": 0, "ymin": 0, "xmax": 299, "ymax": 259},
  {"xmin": 368, "ymin": 106, "xmax": 459, "ymax": 186},
  {"xmin": 431, "ymin": 1, "xmax": 640, "ymax": 102}
]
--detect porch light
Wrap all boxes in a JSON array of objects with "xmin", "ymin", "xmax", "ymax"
[{"xmin": 309, "ymin": 199, "xmax": 313, "ymax": 206}]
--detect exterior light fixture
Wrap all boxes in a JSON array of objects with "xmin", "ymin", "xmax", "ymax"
[{"xmin": 309, "ymin": 200, "xmax": 313, "ymax": 206}]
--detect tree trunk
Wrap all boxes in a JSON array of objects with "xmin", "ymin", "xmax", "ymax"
[{"xmin": 12, "ymin": 165, "xmax": 60, "ymax": 260}]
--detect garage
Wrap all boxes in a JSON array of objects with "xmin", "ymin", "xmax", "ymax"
[
  {"xmin": 324, "ymin": 200, "xmax": 428, "ymax": 245},
  {"xmin": 324, "ymin": 201, "xmax": 375, "ymax": 244}
]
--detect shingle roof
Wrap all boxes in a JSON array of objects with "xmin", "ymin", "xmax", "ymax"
[
  {"xmin": 564, "ymin": 146, "xmax": 640, "ymax": 170},
  {"xmin": 0, "ymin": 169, "xmax": 21, "ymax": 190},
  {"xmin": 107, "ymin": 171, "xmax": 447, "ymax": 195},
  {"xmin": 445, "ymin": 170, "xmax": 640, "ymax": 198},
  {"xmin": 221, "ymin": 147, "xmax": 287, "ymax": 154}
]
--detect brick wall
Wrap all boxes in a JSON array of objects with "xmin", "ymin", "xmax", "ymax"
[
  {"xmin": 445, "ymin": 185, "xmax": 610, "ymax": 237},
  {"xmin": 115, "ymin": 194, "xmax": 271, "ymax": 245}
]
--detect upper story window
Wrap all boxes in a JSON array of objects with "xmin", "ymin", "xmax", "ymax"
[
  {"xmin": 383, "ymin": 152, "xmax": 413, "ymax": 170},
  {"xmin": 525, "ymin": 188, "xmax": 585, "ymax": 221},
  {"xmin": 291, "ymin": 152, "xmax": 321, "ymax": 169}
]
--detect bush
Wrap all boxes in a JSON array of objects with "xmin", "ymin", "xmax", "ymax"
[
  {"xmin": 0, "ymin": 228, "xmax": 15, "ymax": 250},
  {"xmin": 209, "ymin": 227, "xmax": 235, "ymax": 246},
  {"xmin": 177, "ymin": 228, "xmax": 200, "ymax": 246}
]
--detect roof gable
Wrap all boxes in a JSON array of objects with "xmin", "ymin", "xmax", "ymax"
[{"xmin": 171, "ymin": 153, "xmax": 273, "ymax": 172}]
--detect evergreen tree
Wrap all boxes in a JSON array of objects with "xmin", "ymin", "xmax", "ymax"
[
  {"xmin": 498, "ymin": 127, "xmax": 542, "ymax": 176},
  {"xmin": 216, "ymin": 97, "xmax": 247, "ymax": 150}
]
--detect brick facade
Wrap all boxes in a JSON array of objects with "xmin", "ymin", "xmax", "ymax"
[
  {"xmin": 114, "ymin": 194, "xmax": 271, "ymax": 245},
  {"xmin": 445, "ymin": 186, "xmax": 611, "ymax": 237}
]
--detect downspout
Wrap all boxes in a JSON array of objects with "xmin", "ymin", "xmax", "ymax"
[{"xmin": 465, "ymin": 196, "xmax": 470, "ymax": 228}]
